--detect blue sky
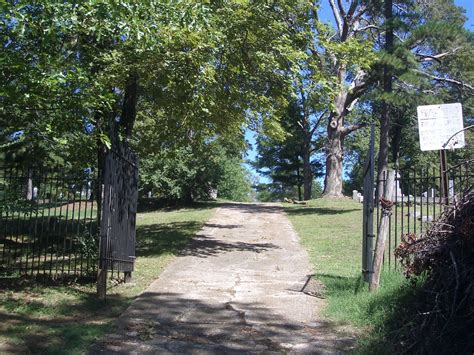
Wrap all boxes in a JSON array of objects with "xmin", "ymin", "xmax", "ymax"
[{"xmin": 245, "ymin": 0, "xmax": 473, "ymax": 184}]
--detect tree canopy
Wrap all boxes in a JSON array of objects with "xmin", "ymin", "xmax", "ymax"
[{"xmin": 1, "ymin": 0, "xmax": 472, "ymax": 202}]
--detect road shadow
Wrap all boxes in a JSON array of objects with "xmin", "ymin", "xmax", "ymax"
[
  {"xmin": 204, "ymin": 223, "xmax": 241, "ymax": 229},
  {"xmin": 178, "ymin": 235, "xmax": 279, "ymax": 258},
  {"xmin": 90, "ymin": 292, "xmax": 355, "ymax": 354},
  {"xmin": 219, "ymin": 202, "xmax": 284, "ymax": 215}
]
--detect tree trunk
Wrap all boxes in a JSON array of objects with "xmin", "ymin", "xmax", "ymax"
[
  {"xmin": 120, "ymin": 73, "xmax": 139, "ymax": 139},
  {"xmin": 377, "ymin": 103, "xmax": 390, "ymax": 197},
  {"xmin": 377, "ymin": 0, "xmax": 394, "ymax": 196},
  {"xmin": 391, "ymin": 121, "xmax": 402, "ymax": 169},
  {"xmin": 302, "ymin": 148, "xmax": 312, "ymax": 200},
  {"xmin": 323, "ymin": 112, "xmax": 345, "ymax": 198},
  {"xmin": 296, "ymin": 166, "xmax": 302, "ymax": 201}
]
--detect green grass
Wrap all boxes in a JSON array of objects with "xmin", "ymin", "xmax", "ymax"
[
  {"xmin": 0, "ymin": 202, "xmax": 216, "ymax": 354},
  {"xmin": 285, "ymin": 198, "xmax": 412, "ymax": 354}
]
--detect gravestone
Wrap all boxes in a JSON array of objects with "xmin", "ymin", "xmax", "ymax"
[
  {"xmin": 448, "ymin": 180, "xmax": 454, "ymax": 197},
  {"xmin": 352, "ymin": 190, "xmax": 359, "ymax": 201},
  {"xmin": 395, "ymin": 172, "xmax": 403, "ymax": 199},
  {"xmin": 422, "ymin": 188, "xmax": 437, "ymax": 198}
]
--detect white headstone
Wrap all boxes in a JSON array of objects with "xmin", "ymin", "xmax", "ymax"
[
  {"xmin": 209, "ymin": 188, "xmax": 218, "ymax": 200},
  {"xmin": 352, "ymin": 190, "xmax": 359, "ymax": 201},
  {"xmin": 448, "ymin": 180, "xmax": 454, "ymax": 197},
  {"xmin": 395, "ymin": 172, "xmax": 403, "ymax": 198}
]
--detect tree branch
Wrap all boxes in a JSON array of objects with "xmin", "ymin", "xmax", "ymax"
[
  {"xmin": 329, "ymin": 0, "xmax": 343, "ymax": 36},
  {"xmin": 310, "ymin": 110, "xmax": 328, "ymax": 137},
  {"xmin": 347, "ymin": 0, "xmax": 359, "ymax": 20},
  {"xmin": 415, "ymin": 70, "xmax": 474, "ymax": 91},
  {"xmin": 342, "ymin": 122, "xmax": 366, "ymax": 136},
  {"xmin": 355, "ymin": 24, "xmax": 380, "ymax": 33},
  {"xmin": 336, "ymin": 0, "xmax": 346, "ymax": 17},
  {"xmin": 415, "ymin": 47, "xmax": 462, "ymax": 63}
]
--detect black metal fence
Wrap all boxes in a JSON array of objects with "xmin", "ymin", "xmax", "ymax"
[
  {"xmin": 0, "ymin": 167, "xmax": 99, "ymax": 277},
  {"xmin": 375, "ymin": 160, "xmax": 474, "ymax": 269}
]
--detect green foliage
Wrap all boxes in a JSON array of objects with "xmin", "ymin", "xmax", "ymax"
[
  {"xmin": 254, "ymin": 100, "xmax": 324, "ymax": 201},
  {"xmin": 217, "ymin": 159, "xmax": 253, "ymax": 202},
  {"xmin": 2, "ymin": 0, "xmax": 309, "ymax": 174},
  {"xmin": 136, "ymin": 134, "xmax": 252, "ymax": 203}
]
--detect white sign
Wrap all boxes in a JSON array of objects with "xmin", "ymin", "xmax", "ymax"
[{"xmin": 417, "ymin": 103, "xmax": 465, "ymax": 151}]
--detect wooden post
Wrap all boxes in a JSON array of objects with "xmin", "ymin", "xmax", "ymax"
[
  {"xmin": 97, "ymin": 268, "xmax": 107, "ymax": 300},
  {"xmin": 362, "ymin": 124, "xmax": 375, "ymax": 282},
  {"xmin": 369, "ymin": 170, "xmax": 396, "ymax": 292}
]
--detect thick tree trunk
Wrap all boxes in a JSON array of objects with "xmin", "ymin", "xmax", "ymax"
[
  {"xmin": 323, "ymin": 89, "xmax": 346, "ymax": 198},
  {"xmin": 323, "ymin": 121, "xmax": 344, "ymax": 198}
]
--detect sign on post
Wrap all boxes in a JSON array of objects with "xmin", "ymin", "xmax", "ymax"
[
  {"xmin": 417, "ymin": 103, "xmax": 465, "ymax": 205},
  {"xmin": 417, "ymin": 103, "xmax": 465, "ymax": 151}
]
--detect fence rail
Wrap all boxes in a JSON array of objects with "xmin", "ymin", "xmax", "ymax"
[
  {"xmin": 374, "ymin": 161, "xmax": 474, "ymax": 269},
  {"xmin": 0, "ymin": 167, "xmax": 99, "ymax": 278}
]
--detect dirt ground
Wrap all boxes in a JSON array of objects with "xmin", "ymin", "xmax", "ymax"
[{"xmin": 91, "ymin": 203, "xmax": 355, "ymax": 354}]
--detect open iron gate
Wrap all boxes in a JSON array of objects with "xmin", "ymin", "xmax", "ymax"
[
  {"xmin": 362, "ymin": 124, "xmax": 375, "ymax": 282},
  {"xmin": 97, "ymin": 143, "xmax": 138, "ymax": 296}
]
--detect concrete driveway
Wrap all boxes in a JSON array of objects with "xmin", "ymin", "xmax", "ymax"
[{"xmin": 92, "ymin": 203, "xmax": 354, "ymax": 354}]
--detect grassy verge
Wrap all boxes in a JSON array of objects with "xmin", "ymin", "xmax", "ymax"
[
  {"xmin": 285, "ymin": 198, "xmax": 412, "ymax": 354},
  {"xmin": 0, "ymin": 203, "xmax": 215, "ymax": 354}
]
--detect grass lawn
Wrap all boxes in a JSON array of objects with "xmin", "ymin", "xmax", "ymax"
[
  {"xmin": 285, "ymin": 198, "xmax": 411, "ymax": 354},
  {"xmin": 0, "ymin": 203, "xmax": 216, "ymax": 354}
]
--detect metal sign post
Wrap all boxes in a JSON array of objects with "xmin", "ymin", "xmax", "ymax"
[{"xmin": 439, "ymin": 149, "xmax": 449, "ymax": 206}]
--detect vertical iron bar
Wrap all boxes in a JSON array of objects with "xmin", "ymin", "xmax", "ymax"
[
  {"xmin": 413, "ymin": 168, "xmax": 418, "ymax": 235},
  {"xmin": 407, "ymin": 171, "xmax": 411, "ymax": 235},
  {"xmin": 53, "ymin": 173, "xmax": 63, "ymax": 275},
  {"xmin": 12, "ymin": 167, "xmax": 24, "ymax": 272},
  {"xmin": 61, "ymin": 179, "xmax": 71, "ymax": 275},
  {"xmin": 420, "ymin": 169, "xmax": 423, "ymax": 235},
  {"xmin": 69, "ymin": 179, "xmax": 78, "ymax": 274},
  {"xmin": 432, "ymin": 167, "xmax": 437, "ymax": 220},
  {"xmin": 45, "ymin": 172, "xmax": 55, "ymax": 275},
  {"xmin": 394, "ymin": 170, "xmax": 398, "ymax": 269}
]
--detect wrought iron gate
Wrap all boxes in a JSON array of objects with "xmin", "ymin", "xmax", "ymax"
[
  {"xmin": 362, "ymin": 124, "xmax": 375, "ymax": 281},
  {"xmin": 98, "ymin": 143, "xmax": 139, "ymax": 279}
]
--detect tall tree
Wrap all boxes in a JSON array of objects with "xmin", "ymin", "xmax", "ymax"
[
  {"xmin": 254, "ymin": 100, "xmax": 324, "ymax": 201},
  {"xmin": 311, "ymin": 1, "xmax": 378, "ymax": 197}
]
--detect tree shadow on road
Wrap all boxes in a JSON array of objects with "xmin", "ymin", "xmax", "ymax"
[
  {"xmin": 178, "ymin": 235, "xmax": 280, "ymax": 258},
  {"xmin": 91, "ymin": 291, "xmax": 356, "ymax": 354}
]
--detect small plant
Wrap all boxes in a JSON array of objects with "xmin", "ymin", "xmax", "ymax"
[{"xmin": 77, "ymin": 230, "xmax": 99, "ymax": 269}]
